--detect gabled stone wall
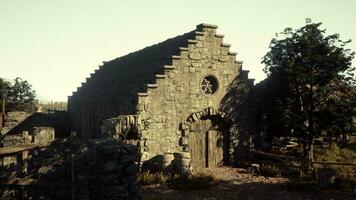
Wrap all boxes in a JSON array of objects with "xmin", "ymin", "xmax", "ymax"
[{"xmin": 136, "ymin": 24, "xmax": 250, "ymax": 164}]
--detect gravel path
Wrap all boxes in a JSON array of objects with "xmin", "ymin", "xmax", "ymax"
[{"xmin": 139, "ymin": 167, "xmax": 356, "ymax": 200}]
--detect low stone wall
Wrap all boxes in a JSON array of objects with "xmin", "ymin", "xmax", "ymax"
[{"xmin": 1, "ymin": 137, "xmax": 140, "ymax": 200}]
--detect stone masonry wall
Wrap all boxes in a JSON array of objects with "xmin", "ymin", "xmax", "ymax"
[
  {"xmin": 1, "ymin": 137, "xmax": 140, "ymax": 200},
  {"xmin": 137, "ymin": 24, "xmax": 243, "ymax": 163}
]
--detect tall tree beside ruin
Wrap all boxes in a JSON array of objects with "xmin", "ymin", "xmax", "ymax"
[
  {"xmin": 7, "ymin": 77, "xmax": 37, "ymax": 112},
  {"xmin": 261, "ymin": 19, "xmax": 355, "ymax": 168}
]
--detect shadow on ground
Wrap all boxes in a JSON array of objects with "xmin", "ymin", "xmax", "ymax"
[{"xmin": 139, "ymin": 168, "xmax": 356, "ymax": 200}]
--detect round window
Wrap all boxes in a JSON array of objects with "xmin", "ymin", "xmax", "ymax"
[{"xmin": 201, "ymin": 75, "xmax": 218, "ymax": 95}]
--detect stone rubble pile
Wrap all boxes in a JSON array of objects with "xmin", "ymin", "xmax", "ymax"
[{"xmin": 1, "ymin": 137, "xmax": 141, "ymax": 200}]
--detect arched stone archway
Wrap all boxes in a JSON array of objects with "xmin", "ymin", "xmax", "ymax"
[{"xmin": 179, "ymin": 107, "xmax": 230, "ymax": 168}]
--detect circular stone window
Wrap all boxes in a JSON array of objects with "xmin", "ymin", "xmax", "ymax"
[{"xmin": 201, "ymin": 75, "xmax": 219, "ymax": 95}]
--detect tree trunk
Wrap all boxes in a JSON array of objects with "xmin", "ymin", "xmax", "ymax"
[{"xmin": 308, "ymin": 138, "xmax": 314, "ymax": 171}]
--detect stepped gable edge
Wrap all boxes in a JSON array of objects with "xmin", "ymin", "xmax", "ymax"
[{"xmin": 69, "ymin": 29, "xmax": 199, "ymax": 101}]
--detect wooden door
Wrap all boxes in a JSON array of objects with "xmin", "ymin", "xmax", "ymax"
[
  {"xmin": 189, "ymin": 119, "xmax": 224, "ymax": 168},
  {"xmin": 189, "ymin": 131, "xmax": 207, "ymax": 168},
  {"xmin": 207, "ymin": 130, "xmax": 224, "ymax": 167}
]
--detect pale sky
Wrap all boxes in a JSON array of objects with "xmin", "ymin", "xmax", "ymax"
[{"xmin": 0, "ymin": 0, "xmax": 355, "ymax": 101}]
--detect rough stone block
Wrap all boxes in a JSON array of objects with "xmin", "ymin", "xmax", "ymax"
[
  {"xmin": 33, "ymin": 127, "xmax": 55, "ymax": 145},
  {"xmin": 188, "ymin": 52, "xmax": 201, "ymax": 60}
]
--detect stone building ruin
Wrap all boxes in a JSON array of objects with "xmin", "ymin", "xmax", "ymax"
[{"xmin": 68, "ymin": 24, "xmax": 254, "ymax": 169}]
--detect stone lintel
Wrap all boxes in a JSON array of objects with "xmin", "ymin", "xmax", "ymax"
[
  {"xmin": 196, "ymin": 23, "xmax": 218, "ymax": 29},
  {"xmin": 221, "ymin": 43, "xmax": 231, "ymax": 47},
  {"xmin": 215, "ymin": 34, "xmax": 224, "ymax": 38}
]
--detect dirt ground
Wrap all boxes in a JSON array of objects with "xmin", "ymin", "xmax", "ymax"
[{"xmin": 139, "ymin": 167, "xmax": 356, "ymax": 200}]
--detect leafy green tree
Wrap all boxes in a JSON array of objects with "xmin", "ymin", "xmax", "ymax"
[
  {"xmin": 0, "ymin": 78, "xmax": 11, "ymax": 91},
  {"xmin": 261, "ymin": 19, "xmax": 355, "ymax": 168},
  {"xmin": 7, "ymin": 77, "xmax": 37, "ymax": 112}
]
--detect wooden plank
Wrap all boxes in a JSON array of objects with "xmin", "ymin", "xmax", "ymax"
[
  {"xmin": 312, "ymin": 161, "xmax": 356, "ymax": 166},
  {"xmin": 208, "ymin": 130, "xmax": 213, "ymax": 167},
  {"xmin": 0, "ymin": 142, "xmax": 53, "ymax": 156},
  {"xmin": 0, "ymin": 144, "xmax": 38, "ymax": 156},
  {"xmin": 0, "ymin": 178, "xmax": 73, "ymax": 187},
  {"xmin": 250, "ymin": 149, "xmax": 303, "ymax": 168},
  {"xmin": 216, "ymin": 131, "xmax": 223, "ymax": 166},
  {"xmin": 207, "ymin": 130, "xmax": 224, "ymax": 168},
  {"xmin": 250, "ymin": 149, "xmax": 302, "ymax": 160},
  {"xmin": 1, "ymin": 177, "xmax": 36, "ymax": 186}
]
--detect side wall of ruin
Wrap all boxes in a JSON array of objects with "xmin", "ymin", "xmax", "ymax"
[{"xmin": 68, "ymin": 96, "xmax": 137, "ymax": 139}]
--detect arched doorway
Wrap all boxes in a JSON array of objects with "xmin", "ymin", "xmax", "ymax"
[{"xmin": 180, "ymin": 107, "xmax": 230, "ymax": 169}]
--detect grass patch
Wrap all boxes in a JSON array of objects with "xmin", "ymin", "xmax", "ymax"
[
  {"xmin": 138, "ymin": 171, "xmax": 216, "ymax": 190},
  {"xmin": 314, "ymin": 143, "xmax": 356, "ymax": 189},
  {"xmin": 168, "ymin": 173, "xmax": 216, "ymax": 190},
  {"xmin": 138, "ymin": 171, "xmax": 169, "ymax": 186}
]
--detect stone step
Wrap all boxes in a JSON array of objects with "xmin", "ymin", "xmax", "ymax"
[
  {"xmin": 195, "ymin": 31, "xmax": 205, "ymax": 36},
  {"xmin": 236, "ymin": 60, "xmax": 244, "ymax": 65},
  {"xmin": 171, "ymin": 55, "xmax": 181, "ymax": 59},
  {"xmin": 221, "ymin": 43, "xmax": 231, "ymax": 47},
  {"xmin": 146, "ymin": 84, "xmax": 158, "ymax": 89},
  {"xmin": 155, "ymin": 74, "xmax": 166, "ymax": 79},
  {"xmin": 137, "ymin": 93, "xmax": 148, "ymax": 97},
  {"xmin": 179, "ymin": 47, "xmax": 189, "ymax": 51},
  {"xmin": 187, "ymin": 39, "xmax": 198, "ymax": 44},
  {"xmin": 164, "ymin": 65, "xmax": 175, "ymax": 70}
]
